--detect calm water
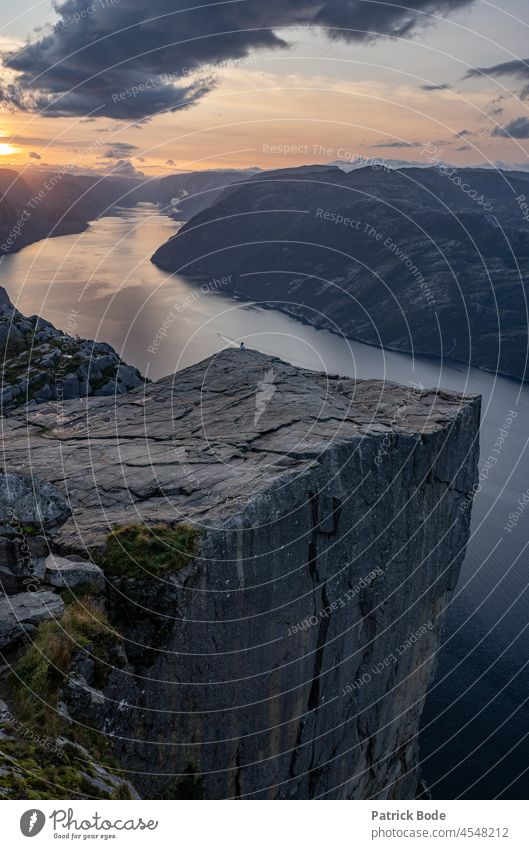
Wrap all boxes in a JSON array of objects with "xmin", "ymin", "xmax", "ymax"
[{"xmin": 1, "ymin": 205, "xmax": 528, "ymax": 799}]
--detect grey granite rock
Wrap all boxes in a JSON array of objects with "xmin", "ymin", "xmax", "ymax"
[
  {"xmin": 0, "ymin": 590, "xmax": 64, "ymax": 627},
  {"xmin": 0, "ymin": 590, "xmax": 64, "ymax": 649},
  {"xmin": 0, "ymin": 472, "xmax": 70, "ymax": 528},
  {"xmin": 0, "ymin": 619, "xmax": 30, "ymax": 651},
  {"xmin": 0, "ymin": 286, "xmax": 147, "ymax": 412},
  {"xmin": 45, "ymin": 554, "xmax": 105, "ymax": 592},
  {"xmin": 0, "ymin": 349, "xmax": 480, "ymax": 799}
]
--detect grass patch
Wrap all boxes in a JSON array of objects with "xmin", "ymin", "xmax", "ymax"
[
  {"xmin": 0, "ymin": 737, "xmax": 133, "ymax": 800},
  {"xmin": 3, "ymin": 597, "xmax": 131, "ymax": 798},
  {"xmin": 9, "ymin": 597, "xmax": 121, "ymax": 740},
  {"xmin": 96, "ymin": 523, "xmax": 201, "ymax": 579}
]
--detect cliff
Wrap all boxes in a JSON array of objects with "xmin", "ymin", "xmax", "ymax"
[
  {"xmin": 0, "ymin": 349, "xmax": 480, "ymax": 799},
  {"xmin": 151, "ymin": 164, "xmax": 529, "ymax": 382}
]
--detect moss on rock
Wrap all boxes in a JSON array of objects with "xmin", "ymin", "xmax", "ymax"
[{"xmin": 96, "ymin": 523, "xmax": 201, "ymax": 579}]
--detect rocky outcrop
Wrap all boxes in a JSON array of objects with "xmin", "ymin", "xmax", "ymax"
[
  {"xmin": 0, "ymin": 472, "xmax": 70, "ymax": 595},
  {"xmin": 44, "ymin": 554, "xmax": 105, "ymax": 592},
  {"xmin": 0, "ymin": 592, "xmax": 64, "ymax": 651},
  {"xmin": 0, "ymin": 349, "xmax": 480, "ymax": 799},
  {"xmin": 0, "ymin": 287, "xmax": 146, "ymax": 411},
  {"xmin": 151, "ymin": 164, "xmax": 529, "ymax": 381}
]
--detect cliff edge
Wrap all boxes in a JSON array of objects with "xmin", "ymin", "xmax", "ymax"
[{"xmin": 0, "ymin": 348, "xmax": 480, "ymax": 799}]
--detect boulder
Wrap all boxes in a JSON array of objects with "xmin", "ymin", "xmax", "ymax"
[
  {"xmin": 0, "ymin": 534, "xmax": 47, "ymax": 595},
  {"xmin": 45, "ymin": 554, "xmax": 105, "ymax": 592},
  {"xmin": 0, "ymin": 472, "xmax": 70, "ymax": 528},
  {"xmin": 0, "ymin": 590, "xmax": 64, "ymax": 650},
  {"xmin": 0, "ymin": 590, "xmax": 64, "ymax": 626},
  {"xmin": 0, "ymin": 619, "xmax": 30, "ymax": 651}
]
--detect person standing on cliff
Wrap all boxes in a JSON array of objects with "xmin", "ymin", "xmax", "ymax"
[{"xmin": 240, "ymin": 342, "xmax": 246, "ymax": 351}]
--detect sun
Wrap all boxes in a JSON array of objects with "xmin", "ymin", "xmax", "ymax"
[{"xmin": 0, "ymin": 143, "xmax": 17, "ymax": 156}]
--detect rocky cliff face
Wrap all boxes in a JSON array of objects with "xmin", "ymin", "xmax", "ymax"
[
  {"xmin": 0, "ymin": 349, "xmax": 480, "ymax": 799},
  {"xmin": 0, "ymin": 286, "xmax": 145, "ymax": 411}
]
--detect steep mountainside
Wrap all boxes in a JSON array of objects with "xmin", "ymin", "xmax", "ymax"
[
  {"xmin": 0, "ymin": 169, "xmax": 143, "ymax": 255},
  {"xmin": 152, "ymin": 165, "xmax": 529, "ymax": 381},
  {"xmin": 0, "ymin": 167, "xmax": 259, "ymax": 255},
  {"xmin": 0, "ymin": 349, "xmax": 480, "ymax": 798},
  {"xmin": 151, "ymin": 168, "xmax": 260, "ymax": 220}
]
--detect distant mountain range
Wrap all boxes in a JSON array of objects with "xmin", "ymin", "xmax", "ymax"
[
  {"xmin": 0, "ymin": 168, "xmax": 142, "ymax": 255},
  {"xmin": 0, "ymin": 166, "xmax": 260, "ymax": 255},
  {"xmin": 150, "ymin": 168, "xmax": 261, "ymax": 219},
  {"xmin": 151, "ymin": 164, "xmax": 529, "ymax": 382}
]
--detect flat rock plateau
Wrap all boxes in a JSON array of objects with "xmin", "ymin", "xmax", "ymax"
[{"xmin": 0, "ymin": 348, "xmax": 480, "ymax": 799}]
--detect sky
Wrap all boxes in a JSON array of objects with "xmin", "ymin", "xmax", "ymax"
[{"xmin": 0, "ymin": 0, "xmax": 528, "ymax": 175}]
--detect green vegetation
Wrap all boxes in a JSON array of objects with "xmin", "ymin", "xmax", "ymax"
[
  {"xmin": 9, "ymin": 597, "xmax": 121, "ymax": 739},
  {"xmin": 2, "ymin": 597, "xmax": 132, "ymax": 799},
  {"xmin": 96, "ymin": 523, "xmax": 201, "ymax": 579},
  {"xmin": 0, "ymin": 737, "xmax": 133, "ymax": 800}
]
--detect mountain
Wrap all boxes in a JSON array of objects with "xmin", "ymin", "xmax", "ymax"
[
  {"xmin": 0, "ymin": 348, "xmax": 480, "ymax": 798},
  {"xmin": 0, "ymin": 167, "xmax": 260, "ymax": 255},
  {"xmin": 152, "ymin": 164, "xmax": 529, "ymax": 382},
  {"xmin": 0, "ymin": 286, "xmax": 145, "ymax": 411},
  {"xmin": 0, "ymin": 168, "xmax": 143, "ymax": 255},
  {"xmin": 149, "ymin": 168, "xmax": 261, "ymax": 220}
]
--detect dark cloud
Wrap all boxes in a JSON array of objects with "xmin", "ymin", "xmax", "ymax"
[
  {"xmin": 492, "ymin": 116, "xmax": 529, "ymax": 138},
  {"xmin": 455, "ymin": 144, "xmax": 470, "ymax": 151},
  {"xmin": 28, "ymin": 151, "xmax": 42, "ymax": 159},
  {"xmin": 421, "ymin": 82, "xmax": 451, "ymax": 91},
  {"xmin": 488, "ymin": 105, "xmax": 504, "ymax": 117},
  {"xmin": 464, "ymin": 58, "xmax": 529, "ymax": 99},
  {"xmin": 455, "ymin": 128, "xmax": 472, "ymax": 137},
  {"xmin": 165, "ymin": 158, "xmax": 176, "ymax": 166},
  {"xmin": 102, "ymin": 142, "xmax": 138, "ymax": 158},
  {"xmin": 465, "ymin": 58, "xmax": 529, "ymax": 82},
  {"xmin": 1, "ymin": 0, "xmax": 475, "ymax": 120}
]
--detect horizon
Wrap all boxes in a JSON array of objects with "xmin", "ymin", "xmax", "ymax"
[{"xmin": 0, "ymin": 1, "xmax": 527, "ymax": 175}]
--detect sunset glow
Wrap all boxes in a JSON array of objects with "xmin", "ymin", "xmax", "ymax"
[{"xmin": 0, "ymin": 143, "xmax": 17, "ymax": 157}]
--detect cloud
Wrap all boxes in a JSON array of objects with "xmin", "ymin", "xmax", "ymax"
[
  {"xmin": 421, "ymin": 82, "xmax": 451, "ymax": 90},
  {"xmin": 492, "ymin": 116, "xmax": 529, "ymax": 138},
  {"xmin": 464, "ymin": 58, "xmax": 529, "ymax": 99},
  {"xmin": 103, "ymin": 158, "xmax": 144, "ymax": 177},
  {"xmin": 455, "ymin": 144, "xmax": 470, "ymax": 151},
  {"xmin": 28, "ymin": 151, "xmax": 42, "ymax": 159},
  {"xmin": 0, "ymin": 0, "xmax": 475, "ymax": 120},
  {"xmin": 488, "ymin": 104, "xmax": 504, "ymax": 117},
  {"xmin": 165, "ymin": 158, "xmax": 176, "ymax": 166},
  {"xmin": 465, "ymin": 58, "xmax": 529, "ymax": 82},
  {"xmin": 102, "ymin": 142, "xmax": 138, "ymax": 158}
]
